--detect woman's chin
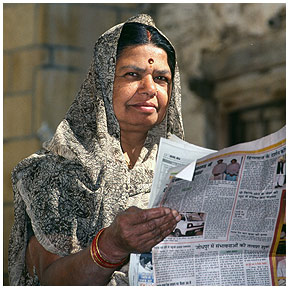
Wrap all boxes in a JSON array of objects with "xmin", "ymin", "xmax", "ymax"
[{"xmin": 119, "ymin": 117, "xmax": 162, "ymax": 132}]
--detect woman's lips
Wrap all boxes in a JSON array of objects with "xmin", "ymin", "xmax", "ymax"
[{"xmin": 130, "ymin": 102, "xmax": 158, "ymax": 112}]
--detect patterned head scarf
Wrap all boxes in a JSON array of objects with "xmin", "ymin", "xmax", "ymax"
[{"xmin": 8, "ymin": 14, "xmax": 184, "ymax": 285}]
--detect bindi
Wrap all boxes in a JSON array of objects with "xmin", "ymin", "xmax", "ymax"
[{"xmin": 148, "ymin": 58, "xmax": 154, "ymax": 64}]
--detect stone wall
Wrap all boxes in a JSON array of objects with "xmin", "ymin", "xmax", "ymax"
[{"xmin": 156, "ymin": 3, "xmax": 285, "ymax": 147}]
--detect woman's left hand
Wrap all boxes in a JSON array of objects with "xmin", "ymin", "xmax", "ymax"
[{"xmin": 99, "ymin": 206, "xmax": 181, "ymax": 262}]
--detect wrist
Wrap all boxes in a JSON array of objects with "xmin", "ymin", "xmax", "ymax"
[
  {"xmin": 90, "ymin": 228, "xmax": 128, "ymax": 269},
  {"xmin": 98, "ymin": 228, "xmax": 129, "ymax": 263}
]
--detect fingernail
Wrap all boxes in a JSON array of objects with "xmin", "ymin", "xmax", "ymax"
[
  {"xmin": 176, "ymin": 215, "xmax": 181, "ymax": 222},
  {"xmin": 164, "ymin": 208, "xmax": 171, "ymax": 214},
  {"xmin": 172, "ymin": 210, "xmax": 178, "ymax": 217}
]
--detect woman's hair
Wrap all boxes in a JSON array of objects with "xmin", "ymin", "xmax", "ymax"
[{"xmin": 116, "ymin": 22, "xmax": 176, "ymax": 78}]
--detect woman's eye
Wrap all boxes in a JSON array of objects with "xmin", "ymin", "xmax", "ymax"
[
  {"xmin": 125, "ymin": 72, "xmax": 138, "ymax": 78},
  {"xmin": 154, "ymin": 76, "xmax": 170, "ymax": 84}
]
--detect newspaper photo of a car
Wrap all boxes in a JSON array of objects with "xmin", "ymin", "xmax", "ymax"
[{"xmin": 172, "ymin": 212, "xmax": 206, "ymax": 237}]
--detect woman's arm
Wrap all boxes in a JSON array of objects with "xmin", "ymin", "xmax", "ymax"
[
  {"xmin": 26, "ymin": 206, "xmax": 180, "ymax": 285},
  {"xmin": 26, "ymin": 237, "xmax": 115, "ymax": 285}
]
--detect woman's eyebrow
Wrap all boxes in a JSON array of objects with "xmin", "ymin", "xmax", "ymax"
[
  {"xmin": 119, "ymin": 65, "xmax": 171, "ymax": 76},
  {"xmin": 119, "ymin": 65, "xmax": 145, "ymax": 72},
  {"xmin": 155, "ymin": 69, "xmax": 171, "ymax": 75}
]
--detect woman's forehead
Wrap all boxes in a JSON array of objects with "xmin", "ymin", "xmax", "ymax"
[{"xmin": 116, "ymin": 44, "xmax": 169, "ymax": 68}]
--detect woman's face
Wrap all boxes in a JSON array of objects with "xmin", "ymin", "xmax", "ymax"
[{"xmin": 113, "ymin": 44, "xmax": 172, "ymax": 133}]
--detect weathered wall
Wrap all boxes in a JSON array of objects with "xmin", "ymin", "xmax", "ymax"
[{"xmin": 155, "ymin": 3, "xmax": 285, "ymax": 146}]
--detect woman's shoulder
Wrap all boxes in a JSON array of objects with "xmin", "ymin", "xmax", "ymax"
[{"xmin": 11, "ymin": 149, "xmax": 82, "ymax": 187}]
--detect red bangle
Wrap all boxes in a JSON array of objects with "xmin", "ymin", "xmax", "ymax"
[{"xmin": 90, "ymin": 228, "xmax": 127, "ymax": 269}]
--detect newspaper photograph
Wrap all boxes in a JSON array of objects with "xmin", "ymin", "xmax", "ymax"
[{"xmin": 129, "ymin": 126, "xmax": 286, "ymax": 286}]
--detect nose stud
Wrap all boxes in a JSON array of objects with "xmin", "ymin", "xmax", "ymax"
[{"xmin": 148, "ymin": 58, "xmax": 154, "ymax": 64}]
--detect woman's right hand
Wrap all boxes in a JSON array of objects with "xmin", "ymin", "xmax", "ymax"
[{"xmin": 98, "ymin": 206, "xmax": 181, "ymax": 263}]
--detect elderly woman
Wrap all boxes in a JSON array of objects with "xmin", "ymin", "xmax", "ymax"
[{"xmin": 8, "ymin": 14, "xmax": 184, "ymax": 285}]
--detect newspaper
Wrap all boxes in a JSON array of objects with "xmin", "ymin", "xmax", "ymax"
[
  {"xmin": 148, "ymin": 135, "xmax": 217, "ymax": 208},
  {"xmin": 129, "ymin": 126, "xmax": 286, "ymax": 286}
]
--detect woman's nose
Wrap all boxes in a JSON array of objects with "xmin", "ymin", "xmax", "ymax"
[{"xmin": 139, "ymin": 75, "xmax": 157, "ymax": 97}]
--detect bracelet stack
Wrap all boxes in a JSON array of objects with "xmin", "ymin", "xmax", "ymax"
[{"xmin": 90, "ymin": 228, "xmax": 127, "ymax": 269}]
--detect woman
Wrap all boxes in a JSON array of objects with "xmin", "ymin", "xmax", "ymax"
[{"xmin": 8, "ymin": 14, "xmax": 184, "ymax": 285}]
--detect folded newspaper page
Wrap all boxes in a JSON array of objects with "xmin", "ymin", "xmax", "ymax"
[
  {"xmin": 148, "ymin": 135, "xmax": 217, "ymax": 208},
  {"xmin": 129, "ymin": 126, "xmax": 286, "ymax": 286}
]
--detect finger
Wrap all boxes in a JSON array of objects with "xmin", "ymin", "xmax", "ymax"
[
  {"xmin": 127, "ymin": 207, "xmax": 172, "ymax": 225},
  {"xmin": 131, "ymin": 224, "xmax": 174, "ymax": 253},
  {"xmin": 130, "ymin": 207, "xmax": 171, "ymax": 224},
  {"xmin": 128, "ymin": 232, "xmax": 164, "ymax": 253},
  {"xmin": 134, "ymin": 214, "xmax": 178, "ymax": 244},
  {"xmin": 133, "ymin": 211, "xmax": 178, "ymax": 236},
  {"xmin": 171, "ymin": 209, "xmax": 181, "ymax": 220},
  {"xmin": 158, "ymin": 219, "xmax": 178, "ymax": 238},
  {"xmin": 125, "ymin": 207, "xmax": 180, "ymax": 224}
]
